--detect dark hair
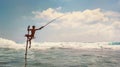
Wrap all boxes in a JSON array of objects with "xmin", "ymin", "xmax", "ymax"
[{"xmin": 32, "ymin": 25, "xmax": 35, "ymax": 28}]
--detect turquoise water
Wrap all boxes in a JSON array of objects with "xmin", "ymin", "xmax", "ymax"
[
  {"xmin": 0, "ymin": 47, "xmax": 120, "ymax": 67},
  {"xmin": 109, "ymin": 42, "xmax": 120, "ymax": 45}
]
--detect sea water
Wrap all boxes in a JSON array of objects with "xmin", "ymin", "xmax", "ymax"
[{"xmin": 0, "ymin": 42, "xmax": 120, "ymax": 67}]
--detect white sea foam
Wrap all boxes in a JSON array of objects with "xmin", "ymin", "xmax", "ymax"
[
  {"xmin": 0, "ymin": 38, "xmax": 120, "ymax": 50},
  {"xmin": 0, "ymin": 38, "xmax": 25, "ymax": 49}
]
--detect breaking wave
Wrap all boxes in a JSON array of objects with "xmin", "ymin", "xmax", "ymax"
[{"xmin": 0, "ymin": 38, "xmax": 120, "ymax": 50}]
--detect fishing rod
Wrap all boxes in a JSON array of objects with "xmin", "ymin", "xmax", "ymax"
[{"xmin": 41, "ymin": 15, "xmax": 64, "ymax": 28}]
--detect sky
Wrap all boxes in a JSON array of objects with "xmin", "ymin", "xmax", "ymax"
[{"xmin": 0, "ymin": 0, "xmax": 120, "ymax": 43}]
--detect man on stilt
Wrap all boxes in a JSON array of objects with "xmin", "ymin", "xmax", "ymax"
[{"xmin": 25, "ymin": 25, "xmax": 44, "ymax": 48}]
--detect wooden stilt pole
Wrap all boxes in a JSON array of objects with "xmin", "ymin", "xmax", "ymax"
[
  {"xmin": 25, "ymin": 39, "xmax": 29, "ymax": 58},
  {"xmin": 24, "ymin": 39, "xmax": 29, "ymax": 67},
  {"xmin": 24, "ymin": 25, "xmax": 30, "ymax": 67}
]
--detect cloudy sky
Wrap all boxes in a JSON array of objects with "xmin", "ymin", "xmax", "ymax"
[{"xmin": 0, "ymin": 0, "xmax": 120, "ymax": 43}]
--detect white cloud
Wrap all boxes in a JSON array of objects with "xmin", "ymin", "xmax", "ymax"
[
  {"xmin": 32, "ymin": 8, "xmax": 63, "ymax": 20},
  {"xmin": 32, "ymin": 8, "xmax": 120, "ymax": 42},
  {"xmin": 56, "ymin": 7, "xmax": 62, "ymax": 11}
]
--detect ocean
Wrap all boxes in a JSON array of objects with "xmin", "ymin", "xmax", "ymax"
[{"xmin": 0, "ymin": 42, "xmax": 120, "ymax": 67}]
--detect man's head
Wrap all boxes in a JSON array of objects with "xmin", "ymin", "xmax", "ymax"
[{"xmin": 32, "ymin": 25, "xmax": 35, "ymax": 29}]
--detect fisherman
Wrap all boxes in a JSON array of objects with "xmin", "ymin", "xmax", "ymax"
[
  {"xmin": 25, "ymin": 25, "xmax": 44, "ymax": 48},
  {"xmin": 25, "ymin": 15, "xmax": 64, "ymax": 49}
]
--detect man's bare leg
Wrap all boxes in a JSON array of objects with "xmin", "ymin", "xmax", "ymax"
[
  {"xmin": 28, "ymin": 38, "xmax": 32, "ymax": 48},
  {"xmin": 29, "ymin": 40, "xmax": 31, "ymax": 48}
]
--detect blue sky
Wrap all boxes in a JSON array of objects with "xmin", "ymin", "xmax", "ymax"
[{"xmin": 0, "ymin": 0, "xmax": 120, "ymax": 43}]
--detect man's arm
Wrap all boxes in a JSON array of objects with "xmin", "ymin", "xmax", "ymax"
[
  {"xmin": 36, "ymin": 26, "xmax": 44, "ymax": 30},
  {"xmin": 28, "ymin": 29, "xmax": 32, "ymax": 31}
]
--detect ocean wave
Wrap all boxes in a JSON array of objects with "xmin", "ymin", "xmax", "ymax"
[{"xmin": 0, "ymin": 38, "xmax": 120, "ymax": 50}]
